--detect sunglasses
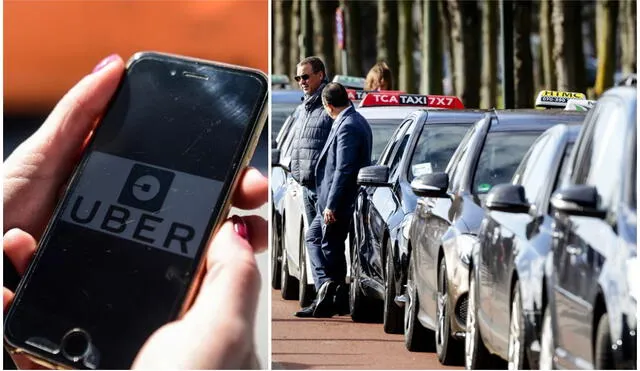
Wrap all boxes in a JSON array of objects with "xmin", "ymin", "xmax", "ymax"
[{"xmin": 294, "ymin": 74, "xmax": 311, "ymax": 82}]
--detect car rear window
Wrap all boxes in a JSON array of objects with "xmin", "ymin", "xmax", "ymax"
[
  {"xmin": 408, "ymin": 124, "xmax": 471, "ymax": 180},
  {"xmin": 472, "ymin": 131, "xmax": 540, "ymax": 194}
]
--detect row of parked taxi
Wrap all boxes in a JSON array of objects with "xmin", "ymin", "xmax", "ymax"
[{"xmin": 270, "ymin": 74, "xmax": 637, "ymax": 370}]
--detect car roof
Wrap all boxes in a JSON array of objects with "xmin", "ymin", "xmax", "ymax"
[
  {"xmin": 489, "ymin": 109, "xmax": 586, "ymax": 132},
  {"xmin": 601, "ymin": 85, "xmax": 637, "ymax": 105},
  {"xmin": 272, "ymin": 90, "xmax": 304, "ymax": 104}
]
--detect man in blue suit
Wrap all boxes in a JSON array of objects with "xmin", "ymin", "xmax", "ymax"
[{"xmin": 295, "ymin": 82, "xmax": 373, "ymax": 318}]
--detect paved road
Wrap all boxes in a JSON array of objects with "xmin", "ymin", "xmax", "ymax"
[{"xmin": 271, "ymin": 290, "xmax": 463, "ymax": 370}]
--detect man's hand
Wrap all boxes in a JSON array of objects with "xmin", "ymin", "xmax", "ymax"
[{"xmin": 323, "ymin": 208, "xmax": 336, "ymax": 224}]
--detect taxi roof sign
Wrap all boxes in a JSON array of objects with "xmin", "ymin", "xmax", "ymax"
[
  {"xmin": 333, "ymin": 75, "xmax": 365, "ymax": 89},
  {"xmin": 359, "ymin": 92, "xmax": 464, "ymax": 109},
  {"xmin": 564, "ymin": 98, "xmax": 596, "ymax": 112},
  {"xmin": 345, "ymin": 89, "xmax": 404, "ymax": 101},
  {"xmin": 535, "ymin": 90, "xmax": 587, "ymax": 108}
]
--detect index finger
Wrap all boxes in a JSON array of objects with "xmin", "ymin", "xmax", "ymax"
[{"xmin": 231, "ymin": 167, "xmax": 268, "ymax": 210}]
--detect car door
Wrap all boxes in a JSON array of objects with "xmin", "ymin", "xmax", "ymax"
[
  {"xmin": 414, "ymin": 123, "xmax": 479, "ymax": 318},
  {"xmin": 552, "ymin": 98, "xmax": 628, "ymax": 368},
  {"xmin": 366, "ymin": 118, "xmax": 415, "ymax": 284}
]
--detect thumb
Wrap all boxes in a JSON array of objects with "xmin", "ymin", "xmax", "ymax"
[{"xmin": 180, "ymin": 218, "xmax": 261, "ymax": 365}]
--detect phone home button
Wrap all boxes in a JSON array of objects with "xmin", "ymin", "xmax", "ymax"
[{"xmin": 61, "ymin": 328, "xmax": 91, "ymax": 362}]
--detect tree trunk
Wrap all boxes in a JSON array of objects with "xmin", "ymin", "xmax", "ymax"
[
  {"xmin": 552, "ymin": 0, "xmax": 585, "ymax": 92},
  {"xmin": 514, "ymin": 0, "xmax": 534, "ymax": 108},
  {"xmin": 422, "ymin": 0, "xmax": 443, "ymax": 94},
  {"xmin": 449, "ymin": 0, "xmax": 481, "ymax": 108},
  {"xmin": 594, "ymin": 0, "xmax": 619, "ymax": 95},
  {"xmin": 540, "ymin": 0, "xmax": 556, "ymax": 89},
  {"xmin": 480, "ymin": 0, "xmax": 498, "ymax": 108},
  {"xmin": 300, "ymin": 0, "xmax": 314, "ymax": 58},
  {"xmin": 399, "ymin": 0, "xmax": 414, "ymax": 92},
  {"xmin": 341, "ymin": 0, "xmax": 362, "ymax": 76},
  {"xmin": 440, "ymin": 0, "xmax": 455, "ymax": 95},
  {"xmin": 377, "ymin": 0, "xmax": 399, "ymax": 89},
  {"xmin": 274, "ymin": 0, "xmax": 291, "ymax": 75},
  {"xmin": 620, "ymin": 0, "xmax": 637, "ymax": 74},
  {"xmin": 290, "ymin": 0, "xmax": 301, "ymax": 70},
  {"xmin": 311, "ymin": 0, "xmax": 336, "ymax": 77}
]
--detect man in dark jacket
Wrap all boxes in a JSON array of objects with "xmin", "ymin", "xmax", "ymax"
[
  {"xmin": 289, "ymin": 56, "xmax": 333, "ymax": 232},
  {"xmin": 295, "ymin": 82, "xmax": 373, "ymax": 318}
]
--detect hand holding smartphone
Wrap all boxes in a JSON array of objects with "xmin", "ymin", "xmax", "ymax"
[{"xmin": 4, "ymin": 52, "xmax": 268, "ymax": 369}]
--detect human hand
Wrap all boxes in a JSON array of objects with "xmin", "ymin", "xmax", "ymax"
[
  {"xmin": 323, "ymin": 208, "xmax": 336, "ymax": 224},
  {"xmin": 3, "ymin": 54, "xmax": 268, "ymax": 369}
]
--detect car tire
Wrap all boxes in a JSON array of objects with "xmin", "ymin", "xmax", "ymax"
[
  {"xmin": 383, "ymin": 242, "xmax": 404, "ymax": 334},
  {"xmin": 298, "ymin": 226, "xmax": 315, "ymax": 307},
  {"xmin": 404, "ymin": 262, "xmax": 434, "ymax": 352},
  {"xmin": 271, "ymin": 214, "xmax": 282, "ymax": 290},
  {"xmin": 595, "ymin": 313, "xmax": 615, "ymax": 369},
  {"xmin": 436, "ymin": 258, "xmax": 463, "ymax": 365},
  {"xmin": 508, "ymin": 282, "xmax": 529, "ymax": 370},
  {"xmin": 349, "ymin": 239, "xmax": 379, "ymax": 323},
  {"xmin": 465, "ymin": 268, "xmax": 497, "ymax": 369},
  {"xmin": 539, "ymin": 305, "xmax": 556, "ymax": 370},
  {"xmin": 280, "ymin": 225, "xmax": 299, "ymax": 300}
]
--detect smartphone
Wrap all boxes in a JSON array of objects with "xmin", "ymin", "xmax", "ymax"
[{"xmin": 4, "ymin": 52, "xmax": 268, "ymax": 369}]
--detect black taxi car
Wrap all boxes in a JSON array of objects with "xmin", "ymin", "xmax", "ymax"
[
  {"xmin": 405, "ymin": 109, "xmax": 585, "ymax": 365},
  {"xmin": 465, "ymin": 123, "xmax": 582, "ymax": 370},
  {"xmin": 540, "ymin": 85, "xmax": 637, "ymax": 370},
  {"xmin": 350, "ymin": 99, "xmax": 483, "ymax": 334}
]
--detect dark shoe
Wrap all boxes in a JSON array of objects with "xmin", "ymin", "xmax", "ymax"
[
  {"xmin": 294, "ymin": 301, "xmax": 317, "ymax": 317},
  {"xmin": 333, "ymin": 283, "xmax": 350, "ymax": 316},
  {"xmin": 313, "ymin": 280, "xmax": 338, "ymax": 318}
]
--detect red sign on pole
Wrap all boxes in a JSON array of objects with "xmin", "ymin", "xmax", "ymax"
[{"xmin": 336, "ymin": 7, "xmax": 345, "ymax": 50}]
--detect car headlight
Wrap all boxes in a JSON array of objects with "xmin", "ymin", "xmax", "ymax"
[
  {"xmin": 402, "ymin": 214, "xmax": 413, "ymax": 240},
  {"xmin": 627, "ymin": 257, "xmax": 638, "ymax": 301},
  {"xmin": 456, "ymin": 235, "xmax": 476, "ymax": 267}
]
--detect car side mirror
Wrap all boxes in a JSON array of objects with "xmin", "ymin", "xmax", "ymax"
[
  {"xmin": 485, "ymin": 184, "xmax": 531, "ymax": 213},
  {"xmin": 410, "ymin": 172, "xmax": 449, "ymax": 198},
  {"xmin": 271, "ymin": 138, "xmax": 278, "ymax": 149},
  {"xmin": 357, "ymin": 165, "xmax": 391, "ymax": 187},
  {"xmin": 550, "ymin": 185, "xmax": 606, "ymax": 219}
]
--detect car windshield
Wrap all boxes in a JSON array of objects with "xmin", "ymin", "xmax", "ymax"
[
  {"xmin": 408, "ymin": 124, "xmax": 471, "ymax": 180},
  {"xmin": 368, "ymin": 119, "xmax": 403, "ymax": 164},
  {"xmin": 271, "ymin": 103, "xmax": 299, "ymax": 135},
  {"xmin": 473, "ymin": 131, "xmax": 540, "ymax": 194}
]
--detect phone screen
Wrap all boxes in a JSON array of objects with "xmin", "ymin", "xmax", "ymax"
[{"xmin": 5, "ymin": 53, "xmax": 267, "ymax": 369}]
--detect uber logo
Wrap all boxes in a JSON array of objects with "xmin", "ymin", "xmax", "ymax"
[
  {"xmin": 118, "ymin": 164, "xmax": 175, "ymax": 212},
  {"xmin": 61, "ymin": 152, "xmax": 223, "ymax": 259}
]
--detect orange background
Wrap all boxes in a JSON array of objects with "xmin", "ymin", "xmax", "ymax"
[{"xmin": 4, "ymin": 0, "xmax": 268, "ymax": 115}]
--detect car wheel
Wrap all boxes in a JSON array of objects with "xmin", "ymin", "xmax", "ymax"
[
  {"xmin": 508, "ymin": 282, "xmax": 529, "ymax": 370},
  {"xmin": 595, "ymin": 313, "xmax": 615, "ymax": 369},
  {"xmin": 539, "ymin": 305, "xmax": 555, "ymax": 370},
  {"xmin": 465, "ymin": 268, "xmax": 495, "ymax": 369},
  {"xmin": 383, "ymin": 242, "xmax": 404, "ymax": 334},
  {"xmin": 436, "ymin": 258, "xmax": 463, "ymax": 365},
  {"xmin": 349, "ymin": 238, "xmax": 379, "ymax": 323},
  {"xmin": 404, "ymin": 261, "xmax": 433, "ymax": 352},
  {"xmin": 298, "ymin": 226, "xmax": 315, "ymax": 307},
  {"xmin": 271, "ymin": 214, "xmax": 282, "ymax": 290},
  {"xmin": 280, "ymin": 225, "xmax": 299, "ymax": 300}
]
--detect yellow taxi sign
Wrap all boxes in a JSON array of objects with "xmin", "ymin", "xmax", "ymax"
[{"xmin": 535, "ymin": 90, "xmax": 587, "ymax": 108}]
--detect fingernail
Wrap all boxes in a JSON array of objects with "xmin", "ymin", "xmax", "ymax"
[
  {"xmin": 92, "ymin": 54, "xmax": 119, "ymax": 73},
  {"xmin": 231, "ymin": 215, "xmax": 250, "ymax": 241}
]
